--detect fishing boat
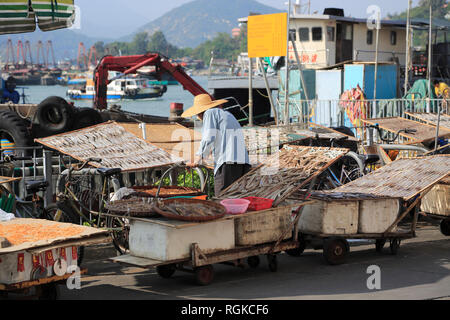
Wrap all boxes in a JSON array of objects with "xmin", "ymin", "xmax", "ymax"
[{"xmin": 66, "ymin": 77, "xmax": 167, "ymax": 101}]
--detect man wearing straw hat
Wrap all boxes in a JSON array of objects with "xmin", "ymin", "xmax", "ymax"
[{"xmin": 182, "ymin": 94, "xmax": 251, "ymax": 196}]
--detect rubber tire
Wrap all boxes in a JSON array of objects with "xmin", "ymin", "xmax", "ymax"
[
  {"xmin": 285, "ymin": 233, "xmax": 307, "ymax": 257},
  {"xmin": 375, "ymin": 239, "xmax": 386, "ymax": 253},
  {"xmin": 389, "ymin": 238, "xmax": 401, "ymax": 255},
  {"xmin": 0, "ymin": 110, "xmax": 31, "ymax": 150},
  {"xmin": 267, "ymin": 254, "xmax": 278, "ymax": 272},
  {"xmin": 194, "ymin": 265, "xmax": 214, "ymax": 286},
  {"xmin": 440, "ymin": 219, "xmax": 450, "ymax": 236},
  {"xmin": 156, "ymin": 264, "xmax": 176, "ymax": 279},
  {"xmin": 247, "ymin": 256, "xmax": 260, "ymax": 268},
  {"xmin": 44, "ymin": 202, "xmax": 85, "ymax": 267},
  {"xmin": 106, "ymin": 215, "xmax": 129, "ymax": 255},
  {"xmin": 72, "ymin": 108, "xmax": 103, "ymax": 130},
  {"xmin": 36, "ymin": 96, "xmax": 74, "ymax": 135},
  {"xmin": 323, "ymin": 239, "xmax": 349, "ymax": 265}
]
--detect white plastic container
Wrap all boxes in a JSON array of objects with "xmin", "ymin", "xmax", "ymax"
[
  {"xmin": 129, "ymin": 218, "xmax": 235, "ymax": 261},
  {"xmin": 298, "ymin": 200, "xmax": 359, "ymax": 235},
  {"xmin": 358, "ymin": 198, "xmax": 400, "ymax": 233}
]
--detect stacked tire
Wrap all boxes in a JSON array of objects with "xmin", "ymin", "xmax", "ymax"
[
  {"xmin": 0, "ymin": 109, "xmax": 32, "ymax": 154},
  {"xmin": 34, "ymin": 96, "xmax": 103, "ymax": 137},
  {"xmin": 35, "ymin": 96, "xmax": 75, "ymax": 137}
]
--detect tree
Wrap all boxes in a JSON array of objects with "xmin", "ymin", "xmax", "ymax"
[
  {"xmin": 93, "ymin": 41, "xmax": 105, "ymax": 58},
  {"xmin": 130, "ymin": 32, "xmax": 149, "ymax": 54},
  {"xmin": 147, "ymin": 30, "xmax": 178, "ymax": 57}
]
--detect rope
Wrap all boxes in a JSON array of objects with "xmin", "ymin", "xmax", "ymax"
[{"xmin": 256, "ymin": 89, "xmax": 270, "ymax": 99}]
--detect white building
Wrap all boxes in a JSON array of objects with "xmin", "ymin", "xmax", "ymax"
[{"xmin": 240, "ymin": 8, "xmax": 411, "ymax": 69}]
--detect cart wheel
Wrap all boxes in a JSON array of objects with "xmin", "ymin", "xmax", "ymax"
[
  {"xmin": 37, "ymin": 283, "xmax": 59, "ymax": 300},
  {"xmin": 267, "ymin": 254, "xmax": 278, "ymax": 272},
  {"xmin": 194, "ymin": 265, "xmax": 214, "ymax": 286},
  {"xmin": 247, "ymin": 256, "xmax": 260, "ymax": 268},
  {"xmin": 156, "ymin": 264, "xmax": 176, "ymax": 279},
  {"xmin": 323, "ymin": 239, "xmax": 348, "ymax": 265},
  {"xmin": 285, "ymin": 233, "xmax": 307, "ymax": 257},
  {"xmin": 389, "ymin": 238, "xmax": 401, "ymax": 255},
  {"xmin": 440, "ymin": 219, "xmax": 450, "ymax": 236},
  {"xmin": 375, "ymin": 239, "xmax": 386, "ymax": 253}
]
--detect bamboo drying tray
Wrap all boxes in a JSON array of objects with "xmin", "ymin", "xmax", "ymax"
[
  {"xmin": 334, "ymin": 155, "xmax": 450, "ymax": 200},
  {"xmin": 362, "ymin": 117, "xmax": 450, "ymax": 144},
  {"xmin": 405, "ymin": 112, "xmax": 450, "ymax": 130},
  {"xmin": 219, "ymin": 145, "xmax": 348, "ymax": 206},
  {"xmin": 35, "ymin": 121, "xmax": 183, "ymax": 171}
]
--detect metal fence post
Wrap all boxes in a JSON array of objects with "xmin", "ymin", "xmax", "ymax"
[{"xmin": 43, "ymin": 150, "xmax": 53, "ymax": 207}]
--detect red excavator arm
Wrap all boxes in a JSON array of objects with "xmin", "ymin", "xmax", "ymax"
[{"xmin": 93, "ymin": 53, "xmax": 208, "ymax": 110}]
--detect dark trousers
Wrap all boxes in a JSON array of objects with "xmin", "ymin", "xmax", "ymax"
[{"xmin": 214, "ymin": 163, "xmax": 251, "ymax": 197}]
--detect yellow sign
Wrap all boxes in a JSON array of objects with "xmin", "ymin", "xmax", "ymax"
[{"xmin": 248, "ymin": 13, "xmax": 287, "ymax": 58}]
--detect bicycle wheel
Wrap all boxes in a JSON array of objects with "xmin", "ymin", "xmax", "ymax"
[
  {"xmin": 106, "ymin": 215, "xmax": 130, "ymax": 255},
  {"xmin": 43, "ymin": 202, "xmax": 85, "ymax": 266}
]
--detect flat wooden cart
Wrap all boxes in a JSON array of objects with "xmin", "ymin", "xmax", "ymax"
[
  {"xmin": 286, "ymin": 189, "xmax": 431, "ymax": 265},
  {"xmin": 109, "ymin": 200, "xmax": 313, "ymax": 286},
  {"xmin": 0, "ymin": 219, "xmax": 110, "ymax": 300},
  {"xmin": 112, "ymin": 238, "xmax": 300, "ymax": 286},
  {"xmin": 289, "ymin": 230, "xmax": 415, "ymax": 266}
]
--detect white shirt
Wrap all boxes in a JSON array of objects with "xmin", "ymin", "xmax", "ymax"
[{"xmin": 196, "ymin": 108, "xmax": 250, "ymax": 174}]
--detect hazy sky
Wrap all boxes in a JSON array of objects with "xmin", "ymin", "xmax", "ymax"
[{"xmin": 74, "ymin": 0, "xmax": 420, "ymax": 39}]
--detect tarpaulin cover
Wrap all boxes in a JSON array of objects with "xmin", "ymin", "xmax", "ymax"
[{"xmin": 0, "ymin": 0, "xmax": 75, "ymax": 35}]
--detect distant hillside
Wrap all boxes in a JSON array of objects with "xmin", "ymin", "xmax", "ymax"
[
  {"xmin": 387, "ymin": 0, "xmax": 449, "ymax": 46},
  {"xmin": 137, "ymin": 0, "xmax": 281, "ymax": 48}
]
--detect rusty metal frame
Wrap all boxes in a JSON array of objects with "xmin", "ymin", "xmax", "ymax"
[{"xmin": 190, "ymin": 241, "xmax": 298, "ymax": 267}]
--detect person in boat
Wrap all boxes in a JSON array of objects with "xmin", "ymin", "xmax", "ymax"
[{"xmin": 182, "ymin": 94, "xmax": 251, "ymax": 197}]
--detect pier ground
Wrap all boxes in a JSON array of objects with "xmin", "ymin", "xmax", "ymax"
[{"xmin": 58, "ymin": 218, "xmax": 450, "ymax": 300}]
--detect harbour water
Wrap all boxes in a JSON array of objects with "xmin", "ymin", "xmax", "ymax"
[{"xmin": 17, "ymin": 76, "xmax": 209, "ymax": 118}]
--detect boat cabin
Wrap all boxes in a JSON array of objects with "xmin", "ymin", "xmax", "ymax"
[{"xmin": 240, "ymin": 8, "xmax": 409, "ymax": 68}]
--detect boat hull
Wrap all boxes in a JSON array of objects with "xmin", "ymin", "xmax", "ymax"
[{"xmin": 67, "ymin": 92, "xmax": 164, "ymax": 100}]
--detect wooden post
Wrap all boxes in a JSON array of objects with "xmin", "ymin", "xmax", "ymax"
[
  {"xmin": 427, "ymin": 5, "xmax": 433, "ymax": 102},
  {"xmin": 258, "ymin": 58, "xmax": 278, "ymax": 125},
  {"xmin": 248, "ymin": 57, "xmax": 254, "ymax": 126},
  {"xmin": 373, "ymin": 11, "xmax": 380, "ymax": 100}
]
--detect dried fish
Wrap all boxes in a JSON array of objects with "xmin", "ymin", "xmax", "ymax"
[{"xmin": 219, "ymin": 145, "xmax": 348, "ymax": 205}]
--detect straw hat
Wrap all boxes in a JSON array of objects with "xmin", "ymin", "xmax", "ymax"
[{"xmin": 181, "ymin": 94, "xmax": 228, "ymax": 118}]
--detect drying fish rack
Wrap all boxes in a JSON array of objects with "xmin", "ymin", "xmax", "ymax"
[{"xmin": 108, "ymin": 199, "xmax": 314, "ymax": 286}]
